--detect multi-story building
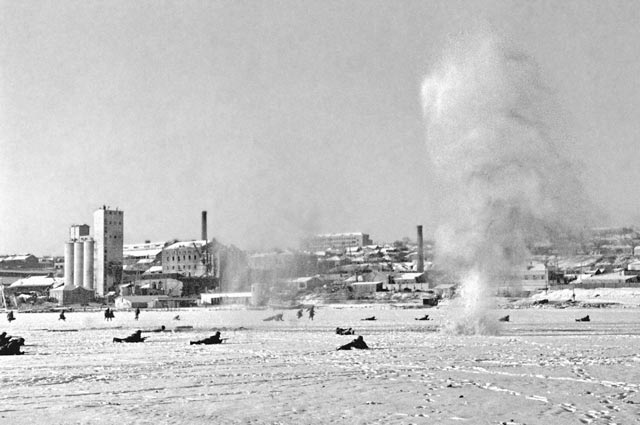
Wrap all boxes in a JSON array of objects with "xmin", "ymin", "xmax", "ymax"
[
  {"xmin": 123, "ymin": 241, "xmax": 167, "ymax": 274},
  {"xmin": 302, "ymin": 232, "xmax": 373, "ymax": 252},
  {"xmin": 161, "ymin": 240, "xmax": 209, "ymax": 277},
  {"xmin": 94, "ymin": 206, "xmax": 123, "ymax": 296}
]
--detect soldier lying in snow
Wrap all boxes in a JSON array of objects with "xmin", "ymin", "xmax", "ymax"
[
  {"xmin": 190, "ymin": 331, "xmax": 227, "ymax": 345},
  {"xmin": 113, "ymin": 330, "xmax": 147, "ymax": 343},
  {"xmin": 337, "ymin": 336, "xmax": 369, "ymax": 351},
  {"xmin": 263, "ymin": 313, "xmax": 284, "ymax": 322},
  {"xmin": 0, "ymin": 339, "xmax": 24, "ymax": 355}
]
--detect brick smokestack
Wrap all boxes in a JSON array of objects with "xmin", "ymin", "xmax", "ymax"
[
  {"xmin": 201, "ymin": 211, "xmax": 207, "ymax": 241},
  {"xmin": 417, "ymin": 225, "xmax": 424, "ymax": 273}
]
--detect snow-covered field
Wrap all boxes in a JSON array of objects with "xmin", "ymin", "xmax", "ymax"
[{"xmin": 2, "ymin": 304, "xmax": 640, "ymax": 425}]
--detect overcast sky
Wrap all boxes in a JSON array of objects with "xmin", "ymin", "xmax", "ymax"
[{"xmin": 2, "ymin": 0, "xmax": 640, "ymax": 255}]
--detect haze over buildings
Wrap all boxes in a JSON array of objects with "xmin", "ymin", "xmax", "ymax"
[{"xmin": 3, "ymin": 2, "xmax": 640, "ymax": 255}]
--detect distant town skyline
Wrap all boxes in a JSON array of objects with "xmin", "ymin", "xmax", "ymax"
[{"xmin": 3, "ymin": 1, "xmax": 640, "ymax": 255}]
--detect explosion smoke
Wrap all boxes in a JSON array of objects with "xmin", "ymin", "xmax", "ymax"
[{"xmin": 422, "ymin": 34, "xmax": 592, "ymax": 334}]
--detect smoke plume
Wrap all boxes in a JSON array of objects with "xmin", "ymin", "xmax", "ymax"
[{"xmin": 421, "ymin": 34, "xmax": 593, "ymax": 333}]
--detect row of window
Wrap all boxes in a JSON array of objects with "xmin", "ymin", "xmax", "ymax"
[
  {"xmin": 165, "ymin": 254, "xmax": 199, "ymax": 262},
  {"xmin": 166, "ymin": 265, "xmax": 196, "ymax": 270}
]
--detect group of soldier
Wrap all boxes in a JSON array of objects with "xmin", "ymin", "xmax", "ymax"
[{"xmin": 3, "ymin": 303, "xmax": 375, "ymax": 352}]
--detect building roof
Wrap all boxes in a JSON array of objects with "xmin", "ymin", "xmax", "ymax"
[
  {"xmin": 137, "ymin": 258, "xmax": 155, "ymax": 264},
  {"xmin": 164, "ymin": 240, "xmax": 207, "ymax": 250},
  {"xmin": 201, "ymin": 292, "xmax": 252, "ymax": 299},
  {"xmin": 143, "ymin": 266, "xmax": 164, "ymax": 275},
  {"xmin": 124, "ymin": 241, "xmax": 166, "ymax": 250},
  {"xmin": 50, "ymin": 285, "xmax": 93, "ymax": 293},
  {"xmin": 123, "ymin": 248, "xmax": 163, "ymax": 258},
  {"xmin": 117, "ymin": 295, "xmax": 170, "ymax": 302},
  {"xmin": 522, "ymin": 263, "xmax": 547, "ymax": 272},
  {"xmin": 397, "ymin": 272, "xmax": 426, "ymax": 280},
  {"xmin": 9, "ymin": 276, "xmax": 61, "ymax": 288},
  {"xmin": 0, "ymin": 254, "xmax": 36, "ymax": 262},
  {"xmin": 581, "ymin": 272, "xmax": 638, "ymax": 282}
]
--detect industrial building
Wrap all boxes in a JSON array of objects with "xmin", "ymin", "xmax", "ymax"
[
  {"xmin": 0, "ymin": 254, "xmax": 40, "ymax": 269},
  {"xmin": 93, "ymin": 206, "xmax": 123, "ymax": 297},
  {"xmin": 302, "ymin": 232, "xmax": 373, "ymax": 252},
  {"xmin": 63, "ymin": 224, "xmax": 95, "ymax": 291},
  {"xmin": 123, "ymin": 241, "xmax": 166, "ymax": 274},
  {"xmin": 200, "ymin": 292, "xmax": 252, "ymax": 306},
  {"xmin": 162, "ymin": 240, "xmax": 209, "ymax": 277}
]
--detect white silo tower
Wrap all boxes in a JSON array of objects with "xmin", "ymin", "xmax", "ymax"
[
  {"xmin": 83, "ymin": 239, "xmax": 94, "ymax": 290},
  {"xmin": 74, "ymin": 240, "xmax": 84, "ymax": 287},
  {"xmin": 64, "ymin": 241, "xmax": 75, "ymax": 288}
]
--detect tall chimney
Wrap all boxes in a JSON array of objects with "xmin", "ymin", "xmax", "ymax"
[
  {"xmin": 201, "ymin": 210, "xmax": 207, "ymax": 241},
  {"xmin": 417, "ymin": 225, "xmax": 424, "ymax": 273}
]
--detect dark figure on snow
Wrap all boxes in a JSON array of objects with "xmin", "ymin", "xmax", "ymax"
[
  {"xmin": 498, "ymin": 315, "xmax": 510, "ymax": 322},
  {"xmin": 576, "ymin": 315, "xmax": 590, "ymax": 322},
  {"xmin": 336, "ymin": 327, "xmax": 355, "ymax": 335},
  {"xmin": 263, "ymin": 313, "xmax": 284, "ymax": 322},
  {"xmin": 415, "ymin": 314, "xmax": 430, "ymax": 321},
  {"xmin": 361, "ymin": 316, "xmax": 376, "ymax": 321},
  {"xmin": 307, "ymin": 305, "xmax": 315, "ymax": 320},
  {"xmin": 173, "ymin": 315, "xmax": 181, "ymax": 321},
  {"xmin": 59, "ymin": 310, "xmax": 66, "ymax": 321},
  {"xmin": 104, "ymin": 308, "xmax": 115, "ymax": 321},
  {"xmin": 297, "ymin": 309, "xmax": 303, "ymax": 319},
  {"xmin": 190, "ymin": 331, "xmax": 226, "ymax": 345},
  {"xmin": 7, "ymin": 311, "xmax": 15, "ymax": 322},
  {"xmin": 135, "ymin": 308, "xmax": 140, "ymax": 320},
  {"xmin": 147, "ymin": 325, "xmax": 166, "ymax": 333},
  {"xmin": 0, "ymin": 339, "xmax": 24, "ymax": 355},
  {"xmin": 337, "ymin": 336, "xmax": 369, "ymax": 351},
  {"xmin": 113, "ymin": 330, "xmax": 146, "ymax": 343}
]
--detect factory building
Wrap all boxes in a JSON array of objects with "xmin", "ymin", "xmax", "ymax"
[
  {"xmin": 302, "ymin": 232, "xmax": 373, "ymax": 252},
  {"xmin": 123, "ymin": 241, "xmax": 167, "ymax": 274},
  {"xmin": 162, "ymin": 240, "xmax": 209, "ymax": 277},
  {"xmin": 63, "ymin": 224, "xmax": 94, "ymax": 290},
  {"xmin": 61, "ymin": 221, "xmax": 96, "ymax": 305},
  {"xmin": 94, "ymin": 206, "xmax": 124, "ymax": 297}
]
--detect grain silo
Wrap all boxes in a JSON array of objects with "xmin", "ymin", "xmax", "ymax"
[
  {"xmin": 83, "ymin": 239, "xmax": 94, "ymax": 290},
  {"xmin": 64, "ymin": 241, "xmax": 75, "ymax": 288}
]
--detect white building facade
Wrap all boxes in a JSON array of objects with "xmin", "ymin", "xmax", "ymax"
[{"xmin": 303, "ymin": 232, "xmax": 373, "ymax": 252}]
